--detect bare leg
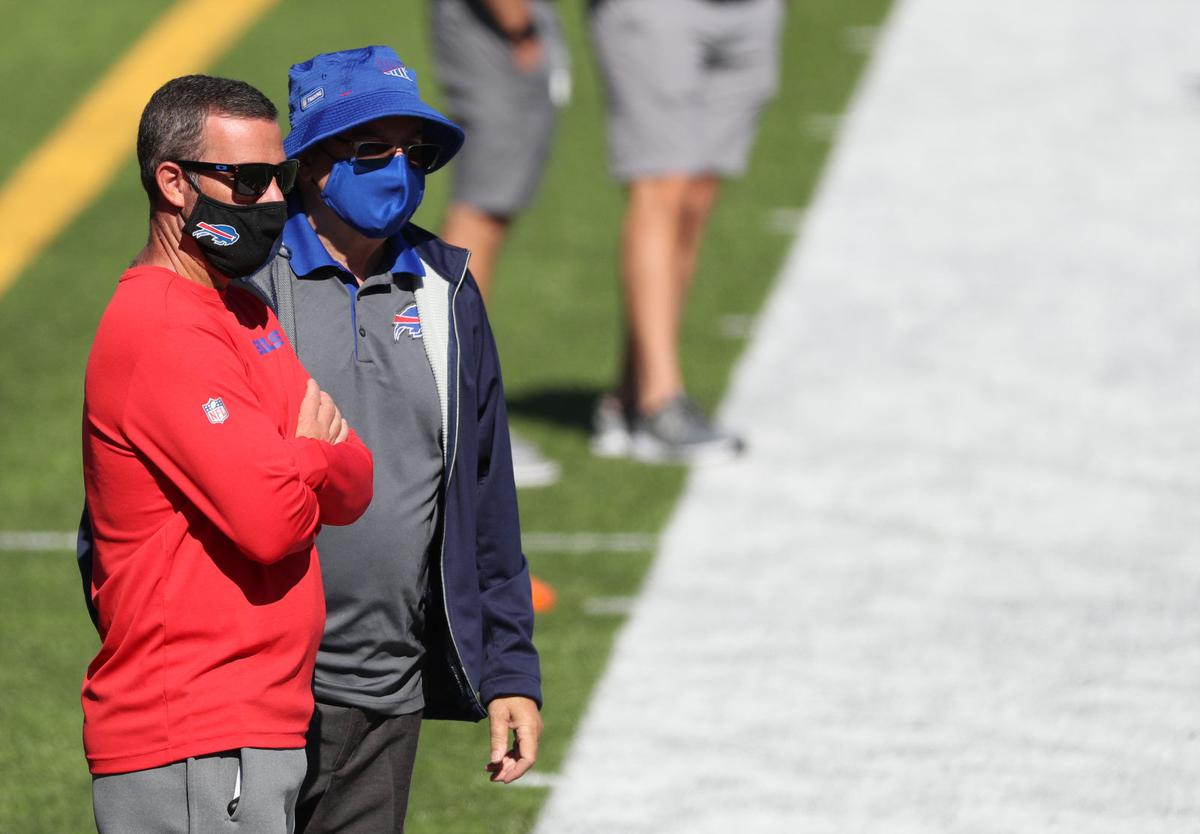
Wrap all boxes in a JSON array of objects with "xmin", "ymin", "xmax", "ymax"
[
  {"xmin": 616, "ymin": 175, "xmax": 693, "ymax": 414},
  {"xmin": 614, "ymin": 173, "xmax": 721, "ymax": 414},
  {"xmin": 599, "ymin": 172, "xmax": 741, "ymax": 460},
  {"xmin": 676, "ymin": 174, "xmax": 721, "ymax": 305},
  {"xmin": 441, "ymin": 202, "xmax": 512, "ymax": 302}
]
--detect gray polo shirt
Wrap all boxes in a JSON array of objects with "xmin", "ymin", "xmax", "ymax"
[{"xmin": 284, "ymin": 213, "xmax": 443, "ymax": 716}]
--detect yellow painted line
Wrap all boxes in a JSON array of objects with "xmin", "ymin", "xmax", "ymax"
[{"xmin": 0, "ymin": 0, "xmax": 281, "ymax": 299}]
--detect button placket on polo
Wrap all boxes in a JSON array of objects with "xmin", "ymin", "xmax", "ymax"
[{"xmin": 353, "ymin": 277, "xmax": 392, "ymax": 366}]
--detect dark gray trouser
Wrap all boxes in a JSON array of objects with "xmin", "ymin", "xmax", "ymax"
[
  {"xmin": 295, "ymin": 703, "xmax": 423, "ymax": 834},
  {"xmin": 92, "ymin": 747, "xmax": 307, "ymax": 834}
]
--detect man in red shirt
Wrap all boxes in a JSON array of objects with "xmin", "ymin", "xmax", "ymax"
[{"xmin": 81, "ymin": 75, "xmax": 374, "ymax": 834}]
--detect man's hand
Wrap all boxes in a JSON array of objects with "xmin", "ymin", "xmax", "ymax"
[
  {"xmin": 296, "ymin": 378, "xmax": 349, "ymax": 445},
  {"xmin": 510, "ymin": 37, "xmax": 543, "ymax": 74},
  {"xmin": 486, "ymin": 696, "xmax": 542, "ymax": 784},
  {"xmin": 481, "ymin": 0, "xmax": 542, "ymax": 72}
]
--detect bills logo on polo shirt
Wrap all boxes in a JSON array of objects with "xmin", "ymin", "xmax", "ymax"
[
  {"xmin": 393, "ymin": 304, "xmax": 422, "ymax": 341},
  {"xmin": 192, "ymin": 223, "xmax": 240, "ymax": 247},
  {"xmin": 202, "ymin": 397, "xmax": 229, "ymax": 424}
]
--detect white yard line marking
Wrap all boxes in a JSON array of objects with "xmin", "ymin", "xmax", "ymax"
[
  {"xmin": 717, "ymin": 314, "xmax": 757, "ymax": 340},
  {"xmin": 534, "ymin": 2, "xmax": 1200, "ymax": 832},
  {"xmin": 802, "ymin": 113, "xmax": 843, "ymax": 141},
  {"xmin": 522, "ymin": 532, "xmax": 657, "ymax": 554},
  {"xmin": 2, "ymin": 531, "xmax": 657, "ymax": 555},
  {"xmin": 505, "ymin": 772, "xmax": 559, "ymax": 790},
  {"xmin": 0, "ymin": 532, "xmax": 75, "ymax": 552},
  {"xmin": 844, "ymin": 25, "xmax": 880, "ymax": 54},
  {"xmin": 582, "ymin": 596, "xmax": 637, "ymax": 617},
  {"xmin": 765, "ymin": 206, "xmax": 805, "ymax": 235}
]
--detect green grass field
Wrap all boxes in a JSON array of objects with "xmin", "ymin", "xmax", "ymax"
[{"xmin": 0, "ymin": 1, "xmax": 890, "ymax": 830}]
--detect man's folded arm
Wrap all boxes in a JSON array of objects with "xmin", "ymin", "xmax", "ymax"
[
  {"xmin": 121, "ymin": 325, "xmax": 371, "ymax": 563},
  {"xmin": 283, "ymin": 429, "xmax": 374, "ymax": 526}
]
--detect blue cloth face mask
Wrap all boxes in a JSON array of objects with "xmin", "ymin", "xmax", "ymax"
[{"xmin": 320, "ymin": 155, "xmax": 426, "ymax": 238}]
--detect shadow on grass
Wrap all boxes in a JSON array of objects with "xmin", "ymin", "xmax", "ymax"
[{"xmin": 505, "ymin": 385, "xmax": 603, "ymax": 435}]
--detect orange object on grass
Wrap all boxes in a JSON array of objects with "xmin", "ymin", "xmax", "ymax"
[{"xmin": 530, "ymin": 575, "xmax": 557, "ymax": 613}]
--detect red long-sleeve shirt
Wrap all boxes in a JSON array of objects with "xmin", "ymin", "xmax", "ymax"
[{"xmin": 81, "ymin": 265, "xmax": 373, "ymax": 775}]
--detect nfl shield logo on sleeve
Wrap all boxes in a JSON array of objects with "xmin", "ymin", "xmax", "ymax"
[{"xmin": 202, "ymin": 397, "xmax": 229, "ymax": 424}]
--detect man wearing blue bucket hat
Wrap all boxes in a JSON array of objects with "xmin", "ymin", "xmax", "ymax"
[{"xmin": 239, "ymin": 45, "xmax": 542, "ymax": 832}]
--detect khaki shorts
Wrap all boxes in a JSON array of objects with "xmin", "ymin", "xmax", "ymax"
[
  {"xmin": 431, "ymin": 0, "xmax": 567, "ymax": 216},
  {"xmin": 589, "ymin": 0, "xmax": 784, "ymax": 181}
]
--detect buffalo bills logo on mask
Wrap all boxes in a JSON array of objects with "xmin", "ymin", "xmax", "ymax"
[
  {"xmin": 192, "ymin": 222, "xmax": 240, "ymax": 246},
  {"xmin": 182, "ymin": 192, "xmax": 286, "ymax": 279}
]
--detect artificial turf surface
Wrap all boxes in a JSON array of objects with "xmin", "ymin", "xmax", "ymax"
[{"xmin": 0, "ymin": 1, "xmax": 891, "ymax": 829}]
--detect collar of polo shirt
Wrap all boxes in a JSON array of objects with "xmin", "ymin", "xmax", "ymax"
[{"xmin": 281, "ymin": 199, "xmax": 426, "ymax": 279}]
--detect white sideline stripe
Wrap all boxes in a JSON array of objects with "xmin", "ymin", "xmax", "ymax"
[
  {"xmin": 534, "ymin": 2, "xmax": 1200, "ymax": 832},
  {"xmin": 0, "ymin": 531, "xmax": 655, "ymax": 555}
]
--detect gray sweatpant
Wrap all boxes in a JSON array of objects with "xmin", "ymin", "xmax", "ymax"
[{"xmin": 92, "ymin": 747, "xmax": 306, "ymax": 834}]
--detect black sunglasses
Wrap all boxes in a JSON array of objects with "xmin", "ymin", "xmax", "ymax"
[
  {"xmin": 327, "ymin": 139, "xmax": 443, "ymax": 173},
  {"xmin": 174, "ymin": 159, "xmax": 299, "ymax": 197}
]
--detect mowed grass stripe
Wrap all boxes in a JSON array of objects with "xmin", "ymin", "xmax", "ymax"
[{"xmin": 0, "ymin": 0, "xmax": 280, "ymax": 300}]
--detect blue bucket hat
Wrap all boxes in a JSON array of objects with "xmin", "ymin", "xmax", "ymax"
[{"xmin": 283, "ymin": 45, "xmax": 464, "ymax": 172}]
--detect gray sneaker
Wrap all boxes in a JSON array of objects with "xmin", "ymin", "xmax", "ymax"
[
  {"xmin": 589, "ymin": 394, "xmax": 633, "ymax": 458},
  {"xmin": 510, "ymin": 430, "xmax": 560, "ymax": 488},
  {"xmin": 630, "ymin": 394, "xmax": 744, "ymax": 463}
]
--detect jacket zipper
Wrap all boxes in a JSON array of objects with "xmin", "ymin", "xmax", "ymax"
[{"xmin": 439, "ymin": 252, "xmax": 484, "ymax": 715}]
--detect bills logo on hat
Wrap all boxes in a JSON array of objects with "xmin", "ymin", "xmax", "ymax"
[
  {"xmin": 202, "ymin": 397, "xmax": 229, "ymax": 424},
  {"xmin": 393, "ymin": 304, "xmax": 422, "ymax": 341},
  {"xmin": 283, "ymin": 46, "xmax": 464, "ymax": 168},
  {"xmin": 192, "ymin": 223, "xmax": 239, "ymax": 247}
]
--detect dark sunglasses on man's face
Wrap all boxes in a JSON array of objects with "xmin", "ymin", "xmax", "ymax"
[
  {"xmin": 334, "ymin": 139, "xmax": 443, "ymax": 173},
  {"xmin": 174, "ymin": 159, "xmax": 299, "ymax": 197}
]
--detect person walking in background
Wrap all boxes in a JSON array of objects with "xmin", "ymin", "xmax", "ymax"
[
  {"xmin": 81, "ymin": 74, "xmax": 373, "ymax": 833},
  {"xmin": 587, "ymin": 0, "xmax": 784, "ymax": 462},
  {"xmin": 431, "ymin": 0, "xmax": 569, "ymax": 488},
  {"xmin": 241, "ymin": 46, "xmax": 543, "ymax": 833}
]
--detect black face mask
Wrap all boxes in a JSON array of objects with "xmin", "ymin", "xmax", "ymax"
[{"xmin": 182, "ymin": 190, "xmax": 287, "ymax": 280}]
